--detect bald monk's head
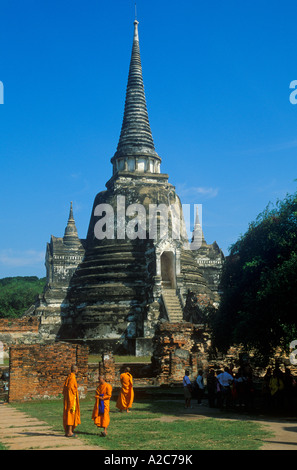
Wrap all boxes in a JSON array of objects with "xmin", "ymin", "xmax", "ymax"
[
  {"xmin": 71, "ymin": 365, "xmax": 78, "ymax": 374},
  {"xmin": 99, "ymin": 375, "xmax": 105, "ymax": 385}
]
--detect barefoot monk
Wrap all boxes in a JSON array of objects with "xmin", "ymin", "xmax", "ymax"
[
  {"xmin": 63, "ymin": 365, "xmax": 81, "ymax": 437},
  {"xmin": 116, "ymin": 367, "xmax": 134, "ymax": 413},
  {"xmin": 92, "ymin": 375, "xmax": 113, "ymax": 437}
]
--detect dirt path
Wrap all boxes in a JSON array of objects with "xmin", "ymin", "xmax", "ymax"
[
  {"xmin": 256, "ymin": 418, "xmax": 297, "ymax": 450},
  {"xmin": 0, "ymin": 403, "xmax": 101, "ymax": 450}
]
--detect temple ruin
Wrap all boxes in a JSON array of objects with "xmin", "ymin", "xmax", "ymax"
[{"xmin": 30, "ymin": 20, "xmax": 224, "ymax": 355}]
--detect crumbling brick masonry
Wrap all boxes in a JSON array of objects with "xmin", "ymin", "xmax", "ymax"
[{"xmin": 8, "ymin": 342, "xmax": 88, "ymax": 402}]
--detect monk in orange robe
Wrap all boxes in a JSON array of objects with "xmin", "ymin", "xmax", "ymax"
[
  {"xmin": 116, "ymin": 367, "xmax": 134, "ymax": 413},
  {"xmin": 63, "ymin": 365, "xmax": 81, "ymax": 437},
  {"xmin": 92, "ymin": 376, "xmax": 113, "ymax": 437}
]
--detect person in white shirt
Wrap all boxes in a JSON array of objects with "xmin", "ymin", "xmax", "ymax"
[
  {"xmin": 183, "ymin": 370, "xmax": 192, "ymax": 409},
  {"xmin": 217, "ymin": 367, "xmax": 234, "ymax": 409}
]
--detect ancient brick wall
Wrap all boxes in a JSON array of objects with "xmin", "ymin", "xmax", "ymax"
[
  {"xmin": 152, "ymin": 321, "xmax": 212, "ymax": 384},
  {"xmin": 87, "ymin": 326, "xmax": 213, "ymax": 388},
  {"xmin": 0, "ymin": 317, "xmax": 41, "ymax": 360},
  {"xmin": 8, "ymin": 342, "xmax": 88, "ymax": 402},
  {"xmin": 151, "ymin": 322, "xmax": 297, "ymax": 383},
  {"xmin": 0, "ymin": 317, "xmax": 39, "ymax": 333}
]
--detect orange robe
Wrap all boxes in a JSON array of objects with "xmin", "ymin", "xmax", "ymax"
[
  {"xmin": 116, "ymin": 372, "xmax": 134, "ymax": 410},
  {"xmin": 92, "ymin": 382, "xmax": 113, "ymax": 429},
  {"xmin": 63, "ymin": 372, "xmax": 81, "ymax": 430}
]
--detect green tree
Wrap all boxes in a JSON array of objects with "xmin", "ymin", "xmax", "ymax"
[
  {"xmin": 211, "ymin": 191, "xmax": 297, "ymax": 365},
  {"xmin": 0, "ymin": 276, "xmax": 46, "ymax": 318}
]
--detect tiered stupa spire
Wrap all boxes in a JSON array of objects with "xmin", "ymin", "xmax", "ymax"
[
  {"xmin": 63, "ymin": 202, "xmax": 80, "ymax": 246},
  {"xmin": 111, "ymin": 20, "xmax": 161, "ymax": 175},
  {"xmin": 191, "ymin": 207, "xmax": 207, "ymax": 250}
]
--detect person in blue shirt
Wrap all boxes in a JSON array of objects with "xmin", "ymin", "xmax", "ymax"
[{"xmin": 183, "ymin": 370, "xmax": 193, "ymax": 409}]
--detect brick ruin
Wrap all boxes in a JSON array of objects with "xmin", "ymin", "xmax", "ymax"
[
  {"xmin": 0, "ymin": 317, "xmax": 40, "ymax": 361},
  {"xmin": 93, "ymin": 324, "xmax": 214, "ymax": 388},
  {"xmin": 1, "ymin": 320, "xmax": 214, "ymax": 401},
  {"xmin": 2, "ymin": 318, "xmax": 297, "ymax": 402},
  {"xmin": 0, "ymin": 318, "xmax": 39, "ymax": 333},
  {"xmin": 151, "ymin": 322, "xmax": 212, "ymax": 384},
  {"xmin": 8, "ymin": 342, "xmax": 88, "ymax": 402}
]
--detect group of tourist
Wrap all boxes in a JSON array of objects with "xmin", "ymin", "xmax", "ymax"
[
  {"xmin": 261, "ymin": 366, "xmax": 296, "ymax": 411},
  {"xmin": 63, "ymin": 365, "xmax": 134, "ymax": 438},
  {"xmin": 183, "ymin": 364, "xmax": 297, "ymax": 412}
]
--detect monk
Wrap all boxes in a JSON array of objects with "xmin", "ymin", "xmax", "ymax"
[
  {"xmin": 116, "ymin": 367, "xmax": 134, "ymax": 413},
  {"xmin": 63, "ymin": 365, "xmax": 81, "ymax": 437},
  {"xmin": 92, "ymin": 375, "xmax": 113, "ymax": 437}
]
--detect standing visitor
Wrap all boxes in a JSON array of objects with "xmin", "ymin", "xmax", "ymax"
[
  {"xmin": 283, "ymin": 368, "xmax": 295, "ymax": 411},
  {"xmin": 116, "ymin": 367, "xmax": 134, "ymax": 413},
  {"xmin": 206, "ymin": 369, "xmax": 217, "ymax": 408},
  {"xmin": 269, "ymin": 369, "xmax": 284, "ymax": 409},
  {"xmin": 183, "ymin": 370, "xmax": 193, "ymax": 409},
  {"xmin": 63, "ymin": 365, "xmax": 81, "ymax": 437},
  {"xmin": 92, "ymin": 375, "xmax": 113, "ymax": 437},
  {"xmin": 217, "ymin": 367, "xmax": 234, "ymax": 410},
  {"xmin": 196, "ymin": 370, "xmax": 204, "ymax": 405},
  {"xmin": 234, "ymin": 368, "xmax": 247, "ymax": 408}
]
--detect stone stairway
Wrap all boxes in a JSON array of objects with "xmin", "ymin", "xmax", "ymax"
[{"xmin": 162, "ymin": 288, "xmax": 184, "ymax": 323}]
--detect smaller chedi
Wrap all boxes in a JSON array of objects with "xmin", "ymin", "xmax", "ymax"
[
  {"xmin": 32, "ymin": 19, "xmax": 224, "ymax": 355},
  {"xmin": 34, "ymin": 202, "xmax": 86, "ymax": 341}
]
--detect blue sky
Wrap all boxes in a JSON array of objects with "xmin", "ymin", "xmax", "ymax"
[{"xmin": 1, "ymin": 0, "xmax": 297, "ymax": 278}]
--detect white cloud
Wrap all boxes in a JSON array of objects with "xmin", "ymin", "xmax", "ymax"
[
  {"xmin": 238, "ymin": 140, "xmax": 297, "ymax": 157},
  {"xmin": 0, "ymin": 249, "xmax": 45, "ymax": 268},
  {"xmin": 176, "ymin": 184, "xmax": 219, "ymax": 199}
]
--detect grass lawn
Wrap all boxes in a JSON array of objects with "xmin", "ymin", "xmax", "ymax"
[{"xmin": 11, "ymin": 393, "xmax": 271, "ymax": 450}]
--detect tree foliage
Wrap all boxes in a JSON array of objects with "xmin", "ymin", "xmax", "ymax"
[
  {"xmin": 0, "ymin": 276, "xmax": 46, "ymax": 318},
  {"xmin": 211, "ymin": 191, "xmax": 297, "ymax": 365}
]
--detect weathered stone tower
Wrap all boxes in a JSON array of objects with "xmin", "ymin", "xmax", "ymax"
[
  {"xmin": 34, "ymin": 20, "xmax": 224, "ymax": 354},
  {"xmin": 34, "ymin": 202, "xmax": 86, "ymax": 340}
]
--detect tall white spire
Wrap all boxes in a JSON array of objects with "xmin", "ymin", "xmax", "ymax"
[
  {"xmin": 134, "ymin": 19, "xmax": 139, "ymax": 42},
  {"xmin": 111, "ymin": 18, "xmax": 160, "ymax": 167}
]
